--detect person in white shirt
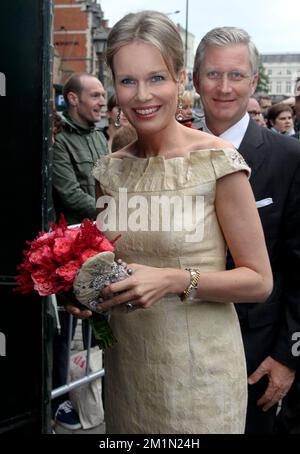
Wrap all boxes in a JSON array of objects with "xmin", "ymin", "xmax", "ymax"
[{"xmin": 193, "ymin": 26, "xmax": 300, "ymax": 434}]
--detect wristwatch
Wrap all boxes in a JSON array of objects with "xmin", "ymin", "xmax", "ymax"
[{"xmin": 181, "ymin": 268, "xmax": 201, "ymax": 302}]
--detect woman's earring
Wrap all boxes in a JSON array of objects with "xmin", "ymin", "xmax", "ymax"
[
  {"xmin": 114, "ymin": 107, "xmax": 121, "ymax": 127},
  {"xmin": 176, "ymin": 94, "xmax": 184, "ymax": 121}
]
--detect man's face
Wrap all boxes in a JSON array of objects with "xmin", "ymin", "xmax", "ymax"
[
  {"xmin": 70, "ymin": 76, "xmax": 106, "ymax": 125},
  {"xmin": 259, "ymin": 98, "xmax": 272, "ymax": 114},
  {"xmin": 247, "ymin": 97, "xmax": 266, "ymax": 126},
  {"xmin": 193, "ymin": 44, "xmax": 258, "ymax": 135}
]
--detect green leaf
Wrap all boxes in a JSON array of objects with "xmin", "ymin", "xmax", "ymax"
[{"xmin": 89, "ymin": 312, "xmax": 117, "ymax": 349}]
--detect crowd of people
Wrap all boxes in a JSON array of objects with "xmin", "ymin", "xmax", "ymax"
[{"xmin": 50, "ymin": 10, "xmax": 300, "ymax": 435}]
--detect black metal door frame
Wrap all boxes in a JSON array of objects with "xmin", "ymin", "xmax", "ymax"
[{"xmin": 0, "ymin": 0, "xmax": 53, "ymax": 433}]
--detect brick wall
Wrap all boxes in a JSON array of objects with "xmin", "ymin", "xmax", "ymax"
[
  {"xmin": 55, "ymin": 7, "xmax": 88, "ymax": 31},
  {"xmin": 53, "ymin": 0, "xmax": 110, "ymax": 85},
  {"xmin": 54, "ymin": 0, "xmax": 90, "ymax": 81}
]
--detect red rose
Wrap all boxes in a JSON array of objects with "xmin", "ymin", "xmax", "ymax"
[
  {"xmin": 32, "ymin": 270, "xmax": 59, "ymax": 296},
  {"xmin": 29, "ymin": 245, "xmax": 53, "ymax": 266},
  {"xmin": 53, "ymin": 237, "xmax": 74, "ymax": 259},
  {"xmin": 56, "ymin": 260, "xmax": 81, "ymax": 283}
]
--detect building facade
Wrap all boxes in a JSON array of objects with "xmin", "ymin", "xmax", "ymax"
[
  {"xmin": 176, "ymin": 23, "xmax": 195, "ymax": 86},
  {"xmin": 54, "ymin": 0, "xmax": 109, "ymax": 84},
  {"xmin": 261, "ymin": 53, "xmax": 300, "ymax": 96}
]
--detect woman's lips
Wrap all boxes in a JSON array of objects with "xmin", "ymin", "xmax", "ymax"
[{"xmin": 132, "ymin": 106, "xmax": 161, "ymax": 119}]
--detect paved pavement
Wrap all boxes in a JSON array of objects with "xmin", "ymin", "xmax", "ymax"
[{"xmin": 53, "ymin": 421, "xmax": 105, "ymax": 434}]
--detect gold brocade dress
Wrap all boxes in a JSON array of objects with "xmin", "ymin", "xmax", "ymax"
[{"xmin": 93, "ymin": 148, "xmax": 250, "ymax": 434}]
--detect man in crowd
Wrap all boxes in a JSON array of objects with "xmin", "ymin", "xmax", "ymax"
[
  {"xmin": 193, "ymin": 27, "xmax": 300, "ymax": 433},
  {"xmin": 257, "ymin": 94, "xmax": 272, "ymax": 117},
  {"xmin": 247, "ymin": 96, "xmax": 266, "ymax": 127},
  {"xmin": 52, "ymin": 72, "xmax": 108, "ymax": 430},
  {"xmin": 53, "ymin": 72, "xmax": 108, "ymax": 224}
]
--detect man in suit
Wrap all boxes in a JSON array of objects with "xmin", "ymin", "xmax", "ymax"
[{"xmin": 193, "ymin": 26, "xmax": 300, "ymax": 433}]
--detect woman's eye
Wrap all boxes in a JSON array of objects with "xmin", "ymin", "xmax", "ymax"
[
  {"xmin": 151, "ymin": 75, "xmax": 164, "ymax": 82},
  {"xmin": 121, "ymin": 78, "xmax": 135, "ymax": 85}
]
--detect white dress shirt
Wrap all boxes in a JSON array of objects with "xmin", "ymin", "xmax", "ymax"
[{"xmin": 203, "ymin": 113, "xmax": 250, "ymax": 149}]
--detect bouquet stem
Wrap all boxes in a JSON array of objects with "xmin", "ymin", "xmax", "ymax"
[{"xmin": 89, "ymin": 312, "xmax": 117, "ymax": 349}]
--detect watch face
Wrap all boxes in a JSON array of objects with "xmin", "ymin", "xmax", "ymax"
[{"xmin": 191, "ymin": 270, "xmax": 198, "ymax": 280}]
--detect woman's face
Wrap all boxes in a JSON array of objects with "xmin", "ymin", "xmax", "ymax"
[
  {"xmin": 272, "ymin": 110, "xmax": 294, "ymax": 133},
  {"xmin": 112, "ymin": 41, "xmax": 184, "ymax": 135},
  {"xmin": 181, "ymin": 98, "xmax": 194, "ymax": 120}
]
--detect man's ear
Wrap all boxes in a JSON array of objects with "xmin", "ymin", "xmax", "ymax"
[
  {"xmin": 67, "ymin": 91, "xmax": 78, "ymax": 107},
  {"xmin": 193, "ymin": 72, "xmax": 200, "ymax": 94},
  {"xmin": 250, "ymin": 74, "xmax": 259, "ymax": 96}
]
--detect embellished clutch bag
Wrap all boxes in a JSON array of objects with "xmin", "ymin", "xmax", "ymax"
[{"xmin": 73, "ymin": 251, "xmax": 130, "ymax": 313}]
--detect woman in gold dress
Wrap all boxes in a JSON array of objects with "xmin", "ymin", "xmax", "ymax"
[{"xmin": 71, "ymin": 11, "xmax": 272, "ymax": 434}]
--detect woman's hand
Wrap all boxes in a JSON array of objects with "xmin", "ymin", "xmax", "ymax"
[
  {"xmin": 98, "ymin": 264, "xmax": 189, "ymax": 312},
  {"xmin": 64, "ymin": 303, "xmax": 93, "ymax": 319},
  {"xmin": 59, "ymin": 292, "xmax": 92, "ymax": 319}
]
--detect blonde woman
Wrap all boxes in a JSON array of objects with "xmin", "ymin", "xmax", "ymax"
[{"xmin": 69, "ymin": 11, "xmax": 272, "ymax": 434}]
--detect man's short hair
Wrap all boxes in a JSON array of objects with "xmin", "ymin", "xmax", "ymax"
[
  {"xmin": 62, "ymin": 72, "xmax": 98, "ymax": 107},
  {"xmin": 193, "ymin": 26, "xmax": 260, "ymax": 78},
  {"xmin": 258, "ymin": 94, "xmax": 272, "ymax": 102}
]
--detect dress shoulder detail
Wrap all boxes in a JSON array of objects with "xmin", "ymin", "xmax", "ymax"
[{"xmin": 210, "ymin": 148, "xmax": 251, "ymax": 180}]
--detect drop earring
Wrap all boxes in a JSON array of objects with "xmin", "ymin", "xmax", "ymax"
[
  {"xmin": 114, "ymin": 107, "xmax": 121, "ymax": 127},
  {"xmin": 176, "ymin": 94, "xmax": 184, "ymax": 121}
]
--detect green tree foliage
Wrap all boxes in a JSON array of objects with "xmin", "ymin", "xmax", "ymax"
[{"xmin": 255, "ymin": 63, "xmax": 270, "ymax": 93}]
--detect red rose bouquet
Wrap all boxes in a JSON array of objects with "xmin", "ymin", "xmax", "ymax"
[{"xmin": 15, "ymin": 215, "xmax": 120, "ymax": 348}]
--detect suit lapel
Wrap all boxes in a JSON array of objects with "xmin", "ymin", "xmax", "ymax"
[{"xmin": 238, "ymin": 120, "xmax": 266, "ymax": 178}]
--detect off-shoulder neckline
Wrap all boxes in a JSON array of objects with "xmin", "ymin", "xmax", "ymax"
[{"xmin": 105, "ymin": 148, "xmax": 235, "ymax": 162}]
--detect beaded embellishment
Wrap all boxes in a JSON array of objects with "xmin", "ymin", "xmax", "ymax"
[
  {"xmin": 229, "ymin": 149, "xmax": 248, "ymax": 167},
  {"xmin": 73, "ymin": 251, "xmax": 130, "ymax": 313}
]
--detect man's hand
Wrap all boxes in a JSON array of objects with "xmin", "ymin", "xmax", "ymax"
[{"xmin": 248, "ymin": 356, "xmax": 295, "ymax": 411}]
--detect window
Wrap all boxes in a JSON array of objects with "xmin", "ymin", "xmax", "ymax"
[
  {"xmin": 286, "ymin": 81, "xmax": 291, "ymax": 93},
  {"xmin": 276, "ymin": 81, "xmax": 282, "ymax": 93},
  {"xmin": 268, "ymin": 69, "xmax": 272, "ymax": 75}
]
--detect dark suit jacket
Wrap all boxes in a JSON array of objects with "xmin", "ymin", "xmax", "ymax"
[{"xmin": 230, "ymin": 120, "xmax": 300, "ymax": 372}]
